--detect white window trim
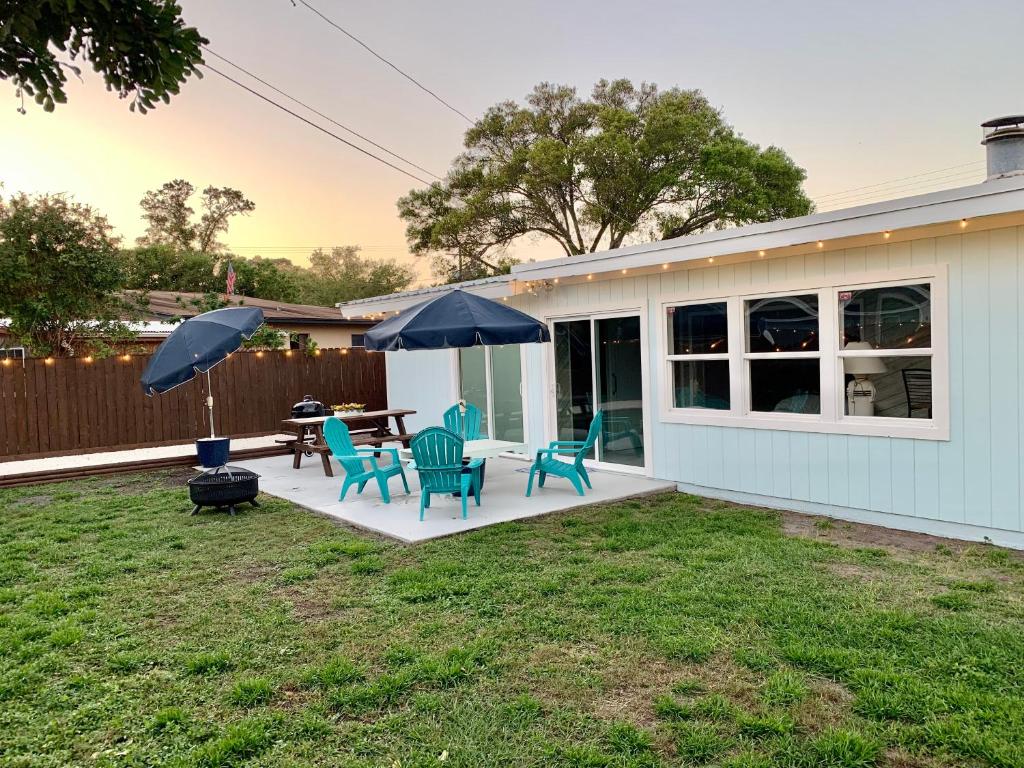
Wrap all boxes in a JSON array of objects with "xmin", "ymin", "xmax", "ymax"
[{"xmin": 658, "ymin": 265, "xmax": 950, "ymax": 441}]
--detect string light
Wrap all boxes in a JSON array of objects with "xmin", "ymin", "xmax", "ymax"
[
  {"xmin": 553, "ymin": 278, "xmax": 559, "ymax": 284},
  {"xmin": 621, "ymin": 268, "xmax": 628, "ymax": 274},
  {"xmin": 255, "ymin": 351, "xmax": 264, "ymax": 358},
  {"xmin": 662, "ymin": 263, "xmax": 669, "ymax": 270},
  {"xmin": 817, "ymin": 241, "xmax": 824, "ymax": 249},
  {"xmin": 1, "ymin": 359, "xmax": 10, "ymax": 367},
  {"xmin": 587, "ymin": 274, "xmax": 593, "ymax": 280},
  {"xmin": 960, "ymin": 218, "xmax": 968, "ymax": 228},
  {"xmin": 341, "ymin": 348, "xmax": 349, "ymax": 355},
  {"xmin": 314, "ymin": 349, "xmax": 322, "ymax": 356},
  {"xmin": 883, "ymin": 231, "xmax": 891, "ymax": 239},
  {"xmin": 758, "ymin": 250, "xmax": 766, "ymax": 257},
  {"xmin": 83, "ymin": 355, "xmax": 93, "ymax": 363},
  {"xmin": 285, "ymin": 350, "xmax": 292, "ymax": 357},
  {"xmin": 121, "ymin": 354, "xmax": 131, "ymax": 362},
  {"xmin": 44, "ymin": 357, "xmax": 55, "ymax": 365},
  {"xmin": 708, "ymin": 257, "xmax": 714, "ymax": 263}
]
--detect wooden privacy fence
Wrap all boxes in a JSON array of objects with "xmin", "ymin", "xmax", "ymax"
[{"xmin": 0, "ymin": 350, "xmax": 387, "ymax": 460}]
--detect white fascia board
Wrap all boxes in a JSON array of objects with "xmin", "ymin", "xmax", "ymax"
[
  {"xmin": 511, "ymin": 178, "xmax": 1024, "ymax": 281},
  {"xmin": 336, "ymin": 277, "xmax": 514, "ymax": 318}
]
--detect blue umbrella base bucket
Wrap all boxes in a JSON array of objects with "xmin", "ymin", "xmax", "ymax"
[{"xmin": 197, "ymin": 437, "xmax": 231, "ymax": 468}]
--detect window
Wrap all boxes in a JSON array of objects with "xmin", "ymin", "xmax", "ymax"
[
  {"xmin": 666, "ymin": 302, "xmax": 730, "ymax": 410},
  {"xmin": 350, "ymin": 333, "xmax": 365, "ymax": 348},
  {"xmin": 746, "ymin": 294, "xmax": 820, "ymax": 414},
  {"xmin": 838, "ymin": 284, "xmax": 932, "ymax": 419},
  {"xmin": 661, "ymin": 269, "xmax": 947, "ymax": 439}
]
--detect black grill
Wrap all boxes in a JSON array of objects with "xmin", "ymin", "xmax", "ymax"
[
  {"xmin": 291, "ymin": 395, "xmax": 327, "ymax": 419},
  {"xmin": 188, "ymin": 466, "xmax": 260, "ymax": 516}
]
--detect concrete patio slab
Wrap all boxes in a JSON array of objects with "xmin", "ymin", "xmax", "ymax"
[{"xmin": 234, "ymin": 451, "xmax": 676, "ymax": 543}]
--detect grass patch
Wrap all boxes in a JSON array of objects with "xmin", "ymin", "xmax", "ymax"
[{"xmin": 0, "ymin": 472, "xmax": 1021, "ymax": 766}]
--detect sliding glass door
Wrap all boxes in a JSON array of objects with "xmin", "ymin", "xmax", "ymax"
[
  {"xmin": 457, "ymin": 345, "xmax": 525, "ymax": 446},
  {"xmin": 552, "ymin": 313, "xmax": 646, "ymax": 469}
]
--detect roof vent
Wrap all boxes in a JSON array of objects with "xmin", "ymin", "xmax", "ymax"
[{"xmin": 981, "ymin": 116, "xmax": 1024, "ymax": 180}]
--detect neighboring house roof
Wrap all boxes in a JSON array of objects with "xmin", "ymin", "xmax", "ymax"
[
  {"xmin": 337, "ymin": 274, "xmax": 514, "ymax": 317},
  {"xmin": 336, "ymin": 176, "xmax": 1024, "ymax": 315},
  {"xmin": 129, "ymin": 291, "xmax": 376, "ymax": 326}
]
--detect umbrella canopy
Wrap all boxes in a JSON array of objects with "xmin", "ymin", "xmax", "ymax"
[
  {"xmin": 140, "ymin": 307, "xmax": 264, "ymax": 395},
  {"xmin": 364, "ymin": 290, "xmax": 550, "ymax": 352}
]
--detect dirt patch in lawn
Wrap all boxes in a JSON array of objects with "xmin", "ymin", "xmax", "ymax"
[{"xmin": 782, "ymin": 511, "xmax": 983, "ymax": 555}]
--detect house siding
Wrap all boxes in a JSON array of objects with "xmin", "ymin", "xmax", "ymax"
[{"xmin": 508, "ymin": 226, "xmax": 1024, "ymax": 544}]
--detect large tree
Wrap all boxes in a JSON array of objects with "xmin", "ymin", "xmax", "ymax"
[
  {"xmin": 399, "ymin": 79, "xmax": 812, "ymax": 274},
  {"xmin": 0, "ymin": 193, "xmax": 135, "ymax": 356},
  {"xmin": 138, "ymin": 179, "xmax": 255, "ymax": 253},
  {"xmin": 222, "ymin": 256, "xmax": 302, "ymax": 304},
  {"xmin": 1, "ymin": 1, "xmax": 206, "ymax": 113},
  {"xmin": 298, "ymin": 246, "xmax": 415, "ymax": 306},
  {"xmin": 121, "ymin": 243, "xmax": 220, "ymax": 293}
]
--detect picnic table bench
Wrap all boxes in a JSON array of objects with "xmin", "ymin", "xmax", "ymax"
[{"xmin": 279, "ymin": 409, "xmax": 417, "ymax": 477}]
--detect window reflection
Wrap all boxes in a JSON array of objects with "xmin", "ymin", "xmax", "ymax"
[{"xmin": 747, "ymin": 295, "xmax": 819, "ymax": 352}]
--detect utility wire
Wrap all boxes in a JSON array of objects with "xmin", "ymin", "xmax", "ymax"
[
  {"xmin": 203, "ymin": 47, "xmax": 442, "ymax": 180},
  {"xmin": 814, "ymin": 160, "xmax": 984, "ymax": 201},
  {"xmin": 204, "ymin": 63, "xmax": 435, "ymax": 186},
  {"xmin": 815, "ymin": 168, "xmax": 986, "ymax": 210},
  {"xmin": 292, "ymin": 0, "xmax": 474, "ymax": 124}
]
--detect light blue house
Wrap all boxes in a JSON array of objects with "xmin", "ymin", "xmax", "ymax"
[{"xmin": 340, "ymin": 118, "xmax": 1024, "ymax": 549}]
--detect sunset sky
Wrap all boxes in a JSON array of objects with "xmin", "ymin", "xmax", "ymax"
[{"xmin": 3, "ymin": 0, "xmax": 1023, "ymax": 286}]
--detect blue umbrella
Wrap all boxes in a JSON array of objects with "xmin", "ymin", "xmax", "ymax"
[
  {"xmin": 364, "ymin": 290, "xmax": 550, "ymax": 351},
  {"xmin": 140, "ymin": 307, "xmax": 265, "ymax": 438}
]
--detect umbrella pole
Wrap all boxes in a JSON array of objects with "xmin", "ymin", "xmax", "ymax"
[{"xmin": 206, "ymin": 369, "xmax": 215, "ymax": 439}]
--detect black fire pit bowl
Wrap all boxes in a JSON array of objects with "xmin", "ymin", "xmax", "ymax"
[{"xmin": 188, "ymin": 465, "xmax": 261, "ymax": 516}]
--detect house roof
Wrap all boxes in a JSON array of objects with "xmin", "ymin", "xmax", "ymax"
[
  {"xmin": 130, "ymin": 291, "xmax": 375, "ymax": 326},
  {"xmin": 336, "ymin": 175, "xmax": 1024, "ymax": 315},
  {"xmin": 336, "ymin": 274, "xmax": 514, "ymax": 317}
]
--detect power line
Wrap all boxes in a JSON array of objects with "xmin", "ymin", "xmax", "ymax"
[
  {"xmin": 292, "ymin": 0, "xmax": 474, "ymax": 124},
  {"xmin": 203, "ymin": 47, "xmax": 442, "ymax": 180},
  {"xmin": 204, "ymin": 63, "xmax": 435, "ymax": 186},
  {"xmin": 813, "ymin": 160, "xmax": 984, "ymax": 201},
  {"xmin": 815, "ymin": 168, "xmax": 986, "ymax": 210}
]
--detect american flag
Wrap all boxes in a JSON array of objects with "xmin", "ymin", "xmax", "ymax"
[{"xmin": 225, "ymin": 261, "xmax": 236, "ymax": 295}]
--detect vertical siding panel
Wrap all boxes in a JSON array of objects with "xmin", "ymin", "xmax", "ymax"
[
  {"xmin": 864, "ymin": 244, "xmax": 888, "ymax": 272},
  {"xmin": 911, "ymin": 237, "xmax": 937, "ymax": 266},
  {"xmin": 844, "ymin": 247, "xmax": 867, "ymax": 275},
  {"xmin": 961, "ymin": 231, "xmax": 992, "ymax": 528},
  {"xmin": 888, "ymin": 241, "xmax": 912, "ymax": 268},
  {"xmin": 937, "ymin": 234, "xmax": 966, "ymax": 523},
  {"xmin": 754, "ymin": 430, "xmax": 773, "ymax": 495},
  {"xmin": 891, "ymin": 438, "xmax": 917, "ymax": 516},
  {"xmin": 784, "ymin": 254, "xmax": 806, "ymax": 281},
  {"xmin": 737, "ymin": 428, "xmax": 757, "ymax": 493},
  {"xmin": 789, "ymin": 432, "xmax": 810, "ymax": 501},
  {"xmin": 826, "ymin": 434, "xmax": 849, "ymax": 507},
  {"xmin": 750, "ymin": 260, "xmax": 769, "ymax": 286},
  {"xmin": 824, "ymin": 252, "xmax": 845, "ymax": 279},
  {"xmin": 722, "ymin": 427, "xmax": 741, "ymax": 491},
  {"xmin": 717, "ymin": 264, "xmax": 736, "ymax": 293},
  {"xmin": 914, "ymin": 441, "xmax": 940, "ymax": 519},
  {"xmin": 868, "ymin": 439, "xmax": 893, "ymax": 513},
  {"xmin": 846, "ymin": 435, "xmax": 871, "ymax": 510},
  {"xmin": 771, "ymin": 431, "xmax": 791, "ymax": 499},
  {"xmin": 706, "ymin": 427, "xmax": 725, "ymax": 488},
  {"xmin": 808, "ymin": 433, "xmax": 830, "ymax": 503},
  {"xmin": 988, "ymin": 226, "xmax": 1020, "ymax": 530},
  {"xmin": 804, "ymin": 252, "xmax": 825, "ymax": 279},
  {"xmin": 733, "ymin": 261, "xmax": 752, "ymax": 291},
  {"xmin": 768, "ymin": 258, "xmax": 787, "ymax": 285},
  {"xmin": 694, "ymin": 425, "xmax": 710, "ymax": 485}
]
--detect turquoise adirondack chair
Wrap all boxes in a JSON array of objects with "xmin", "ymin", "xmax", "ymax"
[
  {"xmin": 410, "ymin": 427, "xmax": 482, "ymax": 520},
  {"xmin": 526, "ymin": 411, "xmax": 604, "ymax": 497},
  {"xmin": 442, "ymin": 402, "xmax": 483, "ymax": 440},
  {"xmin": 323, "ymin": 417, "xmax": 409, "ymax": 503}
]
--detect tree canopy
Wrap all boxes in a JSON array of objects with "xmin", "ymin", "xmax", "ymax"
[
  {"xmin": 1, "ymin": 1, "xmax": 206, "ymax": 112},
  {"xmin": 399, "ymin": 79, "xmax": 813, "ymax": 275},
  {"xmin": 138, "ymin": 179, "xmax": 255, "ymax": 253},
  {"xmin": 299, "ymin": 247, "xmax": 415, "ymax": 306},
  {"xmin": 0, "ymin": 193, "xmax": 135, "ymax": 356}
]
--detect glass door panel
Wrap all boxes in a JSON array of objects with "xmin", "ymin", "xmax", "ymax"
[
  {"xmin": 458, "ymin": 346, "xmax": 489, "ymax": 435},
  {"xmin": 595, "ymin": 315, "xmax": 645, "ymax": 467},
  {"xmin": 489, "ymin": 344, "xmax": 524, "ymax": 446},
  {"xmin": 553, "ymin": 320, "xmax": 595, "ymax": 457}
]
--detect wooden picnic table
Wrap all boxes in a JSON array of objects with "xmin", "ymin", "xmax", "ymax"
[{"xmin": 279, "ymin": 409, "xmax": 417, "ymax": 477}]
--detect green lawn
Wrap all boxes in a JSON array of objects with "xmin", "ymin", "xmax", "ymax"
[{"xmin": 1, "ymin": 471, "xmax": 1023, "ymax": 768}]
